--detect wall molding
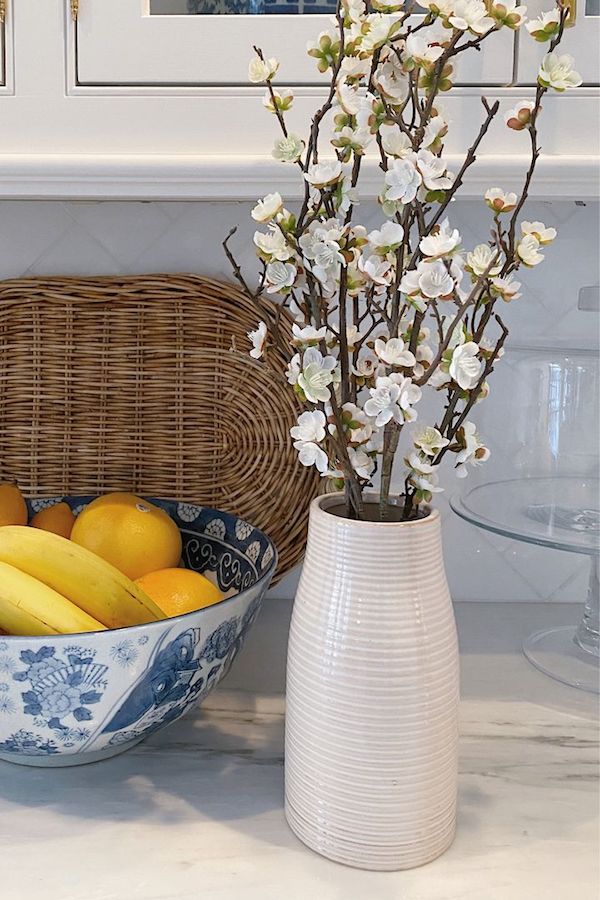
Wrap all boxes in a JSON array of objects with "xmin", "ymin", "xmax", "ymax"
[{"xmin": 0, "ymin": 154, "xmax": 597, "ymax": 201}]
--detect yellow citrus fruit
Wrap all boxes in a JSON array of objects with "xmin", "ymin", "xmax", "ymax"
[
  {"xmin": 71, "ymin": 492, "xmax": 182, "ymax": 581},
  {"xmin": 30, "ymin": 501, "xmax": 76, "ymax": 539},
  {"xmin": 135, "ymin": 568, "xmax": 223, "ymax": 617},
  {"xmin": 0, "ymin": 481, "xmax": 28, "ymax": 527}
]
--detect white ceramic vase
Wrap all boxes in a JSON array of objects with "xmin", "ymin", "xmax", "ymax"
[{"xmin": 285, "ymin": 492, "xmax": 459, "ymax": 871}]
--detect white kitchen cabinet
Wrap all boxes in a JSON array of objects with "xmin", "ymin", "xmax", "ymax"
[
  {"xmin": 516, "ymin": 0, "xmax": 600, "ymax": 85},
  {"xmin": 0, "ymin": 0, "xmax": 595, "ymax": 199},
  {"xmin": 76, "ymin": 0, "xmax": 515, "ymax": 86}
]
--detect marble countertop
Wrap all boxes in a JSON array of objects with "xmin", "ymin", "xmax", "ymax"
[{"xmin": 1, "ymin": 602, "xmax": 598, "ymax": 900}]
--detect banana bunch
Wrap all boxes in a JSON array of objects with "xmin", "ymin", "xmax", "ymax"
[{"xmin": 0, "ymin": 526, "xmax": 165, "ymax": 636}]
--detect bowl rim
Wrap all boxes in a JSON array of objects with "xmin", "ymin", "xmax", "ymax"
[{"xmin": 1, "ymin": 499, "xmax": 278, "ymax": 643}]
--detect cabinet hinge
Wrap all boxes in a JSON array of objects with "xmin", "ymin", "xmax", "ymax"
[
  {"xmin": 70, "ymin": 0, "xmax": 79, "ymax": 21},
  {"xmin": 0, "ymin": 2, "xmax": 6, "ymax": 25},
  {"xmin": 565, "ymin": 0, "xmax": 577, "ymax": 27}
]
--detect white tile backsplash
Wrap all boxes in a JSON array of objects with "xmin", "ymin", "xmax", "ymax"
[{"xmin": 0, "ymin": 197, "xmax": 597, "ymax": 603}]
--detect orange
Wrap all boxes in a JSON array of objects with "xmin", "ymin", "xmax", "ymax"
[
  {"xmin": 30, "ymin": 501, "xmax": 76, "ymax": 539},
  {"xmin": 71, "ymin": 492, "xmax": 182, "ymax": 581},
  {"xmin": 0, "ymin": 481, "xmax": 28, "ymax": 527},
  {"xmin": 135, "ymin": 568, "xmax": 223, "ymax": 617}
]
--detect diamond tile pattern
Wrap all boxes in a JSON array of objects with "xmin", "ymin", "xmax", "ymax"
[{"xmin": 0, "ymin": 198, "xmax": 597, "ymax": 601}]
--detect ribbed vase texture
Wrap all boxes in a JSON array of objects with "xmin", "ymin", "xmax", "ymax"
[{"xmin": 285, "ymin": 494, "xmax": 459, "ymax": 870}]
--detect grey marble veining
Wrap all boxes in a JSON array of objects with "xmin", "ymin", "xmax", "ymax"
[{"xmin": 0, "ymin": 603, "xmax": 598, "ymax": 900}]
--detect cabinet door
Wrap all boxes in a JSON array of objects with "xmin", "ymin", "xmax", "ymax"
[
  {"xmin": 76, "ymin": 0, "xmax": 515, "ymax": 87},
  {"xmin": 516, "ymin": 0, "xmax": 599, "ymax": 84}
]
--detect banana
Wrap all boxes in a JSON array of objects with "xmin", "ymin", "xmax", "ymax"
[
  {"xmin": 0, "ymin": 526, "xmax": 165, "ymax": 629},
  {"xmin": 0, "ymin": 560, "xmax": 106, "ymax": 636}
]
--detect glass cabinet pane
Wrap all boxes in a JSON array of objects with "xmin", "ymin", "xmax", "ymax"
[{"xmin": 150, "ymin": 0, "xmax": 337, "ymax": 13}]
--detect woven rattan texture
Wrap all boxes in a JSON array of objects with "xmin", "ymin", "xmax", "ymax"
[{"xmin": 0, "ymin": 273, "xmax": 319, "ymax": 581}]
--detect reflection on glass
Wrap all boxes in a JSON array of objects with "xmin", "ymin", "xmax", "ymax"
[
  {"xmin": 150, "ymin": 0, "xmax": 338, "ymax": 12},
  {"xmin": 586, "ymin": 0, "xmax": 600, "ymax": 14}
]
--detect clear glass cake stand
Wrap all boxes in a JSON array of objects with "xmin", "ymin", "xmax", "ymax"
[{"xmin": 451, "ymin": 475, "xmax": 600, "ymax": 693}]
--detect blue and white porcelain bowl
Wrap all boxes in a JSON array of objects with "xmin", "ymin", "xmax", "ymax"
[{"xmin": 0, "ymin": 497, "xmax": 277, "ymax": 767}]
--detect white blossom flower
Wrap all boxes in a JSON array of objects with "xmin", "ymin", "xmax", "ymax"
[
  {"xmin": 484, "ymin": 188, "xmax": 518, "ymax": 213},
  {"xmin": 361, "ymin": 13, "xmax": 400, "ymax": 53},
  {"xmin": 248, "ymin": 321, "xmax": 267, "ymax": 360},
  {"xmin": 410, "ymin": 470, "xmax": 444, "ymax": 493},
  {"xmin": 336, "ymin": 81, "xmax": 363, "ymax": 116},
  {"xmin": 297, "ymin": 347, "xmax": 338, "ymax": 403},
  {"xmin": 504, "ymin": 100, "xmax": 536, "ymax": 130},
  {"xmin": 263, "ymin": 88, "xmax": 294, "ymax": 113},
  {"xmin": 359, "ymin": 253, "xmax": 395, "ymax": 286},
  {"xmin": 294, "ymin": 440, "xmax": 329, "ymax": 474},
  {"xmin": 374, "ymin": 60, "xmax": 409, "ymax": 104},
  {"xmin": 374, "ymin": 337, "xmax": 416, "ymax": 368},
  {"xmin": 251, "ymin": 192, "xmax": 284, "ymax": 223},
  {"xmin": 517, "ymin": 234, "xmax": 544, "ymax": 266},
  {"xmin": 407, "ymin": 450, "xmax": 440, "ymax": 476},
  {"xmin": 364, "ymin": 373, "xmax": 421, "ymax": 426},
  {"xmin": 341, "ymin": 402, "xmax": 373, "ymax": 443},
  {"xmin": 253, "ymin": 228, "xmax": 292, "ymax": 261},
  {"xmin": 414, "ymin": 340, "xmax": 434, "ymax": 378},
  {"xmin": 272, "ymin": 134, "xmax": 305, "ymax": 163},
  {"xmin": 348, "ymin": 447, "xmax": 375, "ymax": 480},
  {"xmin": 401, "ymin": 259, "xmax": 456, "ymax": 300},
  {"xmin": 365, "ymin": 427, "xmax": 384, "ymax": 454},
  {"xmin": 299, "ymin": 224, "xmax": 345, "ymax": 287},
  {"xmin": 526, "ymin": 9, "xmax": 561, "ymax": 41},
  {"xmin": 352, "ymin": 348, "xmax": 380, "ymax": 378},
  {"xmin": 248, "ymin": 55, "xmax": 279, "ymax": 84},
  {"xmin": 402, "ymin": 33, "xmax": 445, "ymax": 68},
  {"xmin": 422, "ymin": 115, "xmax": 449, "ymax": 152},
  {"xmin": 448, "ymin": 0, "xmax": 494, "ymax": 34},
  {"xmin": 538, "ymin": 53, "xmax": 582, "ymax": 91},
  {"xmin": 490, "ymin": 275, "xmax": 522, "ymax": 301},
  {"xmin": 286, "ymin": 352, "xmax": 301, "ymax": 385},
  {"xmin": 421, "ymin": 0, "xmax": 454, "ymax": 15},
  {"xmin": 441, "ymin": 315, "xmax": 467, "ymax": 350},
  {"xmin": 384, "ymin": 155, "xmax": 422, "ymax": 203},
  {"xmin": 265, "ymin": 261, "xmax": 297, "ymax": 294},
  {"xmin": 465, "ymin": 244, "xmax": 502, "ymax": 277},
  {"xmin": 420, "ymin": 219, "xmax": 461, "ymax": 259},
  {"xmin": 367, "ymin": 221, "xmax": 405, "ymax": 253},
  {"xmin": 449, "ymin": 341, "xmax": 484, "ymax": 390},
  {"xmin": 346, "ymin": 326, "xmax": 363, "ymax": 351},
  {"xmin": 490, "ymin": 0, "xmax": 527, "ymax": 29},
  {"xmin": 428, "ymin": 368, "xmax": 452, "ymax": 389},
  {"xmin": 455, "ymin": 421, "xmax": 490, "ymax": 477},
  {"xmin": 379, "ymin": 125, "xmax": 413, "ymax": 159},
  {"xmin": 290, "ymin": 409, "xmax": 327, "ymax": 444},
  {"xmin": 292, "ymin": 323, "xmax": 330, "ymax": 346},
  {"xmin": 413, "ymin": 425, "xmax": 449, "ymax": 456},
  {"xmin": 307, "ymin": 30, "xmax": 340, "ymax": 74},
  {"xmin": 304, "ymin": 161, "xmax": 343, "ymax": 188},
  {"xmin": 339, "ymin": 55, "xmax": 372, "ymax": 81},
  {"xmin": 332, "ymin": 125, "xmax": 373, "ymax": 155},
  {"xmin": 520, "ymin": 220, "xmax": 557, "ymax": 244},
  {"xmin": 416, "ymin": 149, "xmax": 453, "ymax": 192}
]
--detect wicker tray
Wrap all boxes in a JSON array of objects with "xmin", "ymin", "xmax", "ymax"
[{"xmin": 0, "ymin": 273, "xmax": 319, "ymax": 581}]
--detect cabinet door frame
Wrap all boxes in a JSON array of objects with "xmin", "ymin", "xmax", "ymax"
[
  {"xmin": 516, "ymin": 0, "xmax": 600, "ymax": 85},
  {"xmin": 0, "ymin": 0, "xmax": 15, "ymax": 93},
  {"xmin": 75, "ymin": 0, "xmax": 516, "ymax": 87}
]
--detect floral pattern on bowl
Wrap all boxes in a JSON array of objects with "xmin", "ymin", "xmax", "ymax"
[{"xmin": 0, "ymin": 497, "xmax": 276, "ymax": 767}]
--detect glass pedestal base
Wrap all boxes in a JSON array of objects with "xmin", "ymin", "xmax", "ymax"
[{"xmin": 523, "ymin": 626, "xmax": 599, "ymax": 694}]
